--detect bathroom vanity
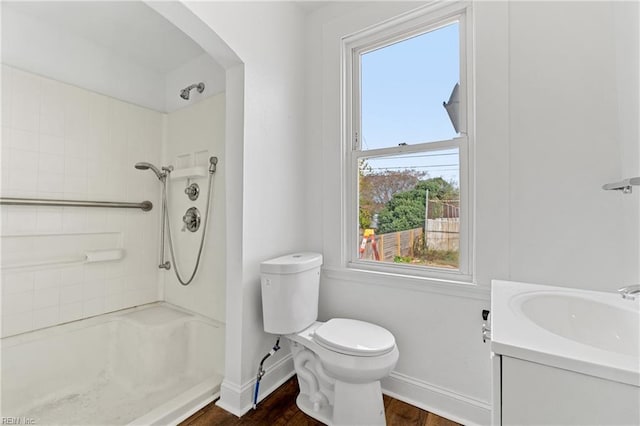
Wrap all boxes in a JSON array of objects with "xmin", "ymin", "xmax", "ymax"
[{"xmin": 490, "ymin": 280, "xmax": 640, "ymax": 426}]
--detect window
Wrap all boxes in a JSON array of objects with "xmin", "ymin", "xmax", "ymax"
[{"xmin": 344, "ymin": 3, "xmax": 472, "ymax": 279}]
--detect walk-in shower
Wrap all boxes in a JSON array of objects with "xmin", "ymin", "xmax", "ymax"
[
  {"xmin": 1, "ymin": 1, "xmax": 227, "ymax": 423},
  {"xmin": 136, "ymin": 156, "xmax": 218, "ymax": 285}
]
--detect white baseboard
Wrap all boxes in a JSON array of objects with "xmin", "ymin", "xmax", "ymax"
[
  {"xmin": 216, "ymin": 353, "xmax": 295, "ymax": 417},
  {"xmin": 382, "ymin": 371, "xmax": 491, "ymax": 426},
  {"xmin": 216, "ymin": 356, "xmax": 491, "ymax": 425}
]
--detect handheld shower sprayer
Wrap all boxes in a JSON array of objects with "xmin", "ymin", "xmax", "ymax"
[
  {"xmin": 134, "ymin": 162, "xmax": 163, "ymax": 180},
  {"xmin": 180, "ymin": 82, "xmax": 205, "ymax": 100},
  {"xmin": 134, "ymin": 162, "xmax": 173, "ymax": 181}
]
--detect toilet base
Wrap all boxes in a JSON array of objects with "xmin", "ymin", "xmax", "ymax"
[
  {"xmin": 333, "ymin": 380, "xmax": 386, "ymax": 425},
  {"xmin": 296, "ymin": 393, "xmax": 333, "ymax": 425},
  {"xmin": 296, "ymin": 380, "xmax": 386, "ymax": 425}
]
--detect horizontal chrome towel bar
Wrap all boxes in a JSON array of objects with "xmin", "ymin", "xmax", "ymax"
[{"xmin": 0, "ymin": 197, "xmax": 153, "ymax": 211}]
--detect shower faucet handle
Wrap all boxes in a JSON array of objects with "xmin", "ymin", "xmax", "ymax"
[
  {"xmin": 184, "ymin": 183, "xmax": 199, "ymax": 201},
  {"xmin": 182, "ymin": 207, "xmax": 201, "ymax": 232}
]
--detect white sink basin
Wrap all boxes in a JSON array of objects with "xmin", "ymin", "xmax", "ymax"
[
  {"xmin": 491, "ymin": 280, "xmax": 640, "ymax": 387},
  {"xmin": 517, "ymin": 292, "xmax": 639, "ymax": 357}
]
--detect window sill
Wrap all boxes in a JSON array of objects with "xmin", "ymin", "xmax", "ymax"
[{"xmin": 322, "ymin": 265, "xmax": 490, "ymax": 301}]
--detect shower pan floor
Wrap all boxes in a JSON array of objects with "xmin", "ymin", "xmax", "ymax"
[
  {"xmin": 22, "ymin": 373, "xmax": 224, "ymax": 425},
  {"xmin": 4, "ymin": 303, "xmax": 225, "ymax": 425}
]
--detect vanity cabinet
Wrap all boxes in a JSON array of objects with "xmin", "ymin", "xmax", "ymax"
[
  {"xmin": 490, "ymin": 280, "xmax": 640, "ymax": 426},
  {"xmin": 494, "ymin": 355, "xmax": 640, "ymax": 426}
]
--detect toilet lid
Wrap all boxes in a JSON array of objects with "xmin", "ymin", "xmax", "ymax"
[{"xmin": 313, "ymin": 318, "xmax": 395, "ymax": 357}]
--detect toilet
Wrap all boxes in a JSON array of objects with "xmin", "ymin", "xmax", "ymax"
[{"xmin": 260, "ymin": 252, "xmax": 399, "ymax": 426}]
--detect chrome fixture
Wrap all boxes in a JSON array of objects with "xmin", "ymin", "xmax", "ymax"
[
  {"xmin": 179, "ymin": 82, "xmax": 205, "ymax": 100},
  {"xmin": 136, "ymin": 161, "xmax": 174, "ymax": 270},
  {"xmin": 618, "ymin": 285, "xmax": 640, "ymax": 300},
  {"xmin": 0, "ymin": 196, "xmax": 152, "ymax": 211},
  {"xmin": 134, "ymin": 162, "xmax": 173, "ymax": 181},
  {"xmin": 481, "ymin": 309, "xmax": 491, "ymax": 343},
  {"xmin": 182, "ymin": 207, "xmax": 201, "ymax": 232},
  {"xmin": 185, "ymin": 183, "xmax": 200, "ymax": 201},
  {"xmin": 135, "ymin": 156, "xmax": 218, "ymax": 286},
  {"xmin": 602, "ymin": 176, "xmax": 640, "ymax": 194}
]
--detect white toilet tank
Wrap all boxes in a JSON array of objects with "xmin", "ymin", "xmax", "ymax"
[{"xmin": 260, "ymin": 252, "xmax": 323, "ymax": 334}]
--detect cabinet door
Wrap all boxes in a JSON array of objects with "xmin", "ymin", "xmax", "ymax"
[{"xmin": 502, "ymin": 357, "xmax": 640, "ymax": 426}]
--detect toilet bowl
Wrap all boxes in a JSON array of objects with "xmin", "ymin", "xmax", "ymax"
[
  {"xmin": 288, "ymin": 320, "xmax": 399, "ymax": 425},
  {"xmin": 260, "ymin": 253, "xmax": 399, "ymax": 425}
]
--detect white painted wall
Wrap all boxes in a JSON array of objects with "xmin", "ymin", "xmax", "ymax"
[
  {"xmin": 184, "ymin": 1, "xmax": 309, "ymax": 415},
  {"xmin": 611, "ymin": 0, "xmax": 640, "ymax": 278},
  {"xmin": 508, "ymin": 1, "xmax": 639, "ymax": 290},
  {"xmin": 0, "ymin": 65, "xmax": 162, "ymax": 337},
  {"xmin": 163, "ymin": 93, "xmax": 226, "ymax": 323},
  {"xmin": 306, "ymin": 1, "xmax": 639, "ymax": 425}
]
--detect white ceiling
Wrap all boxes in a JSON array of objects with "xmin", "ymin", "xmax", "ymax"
[{"xmin": 3, "ymin": 1, "xmax": 205, "ymax": 74}]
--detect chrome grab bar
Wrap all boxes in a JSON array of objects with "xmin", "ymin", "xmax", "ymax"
[{"xmin": 0, "ymin": 197, "xmax": 152, "ymax": 211}]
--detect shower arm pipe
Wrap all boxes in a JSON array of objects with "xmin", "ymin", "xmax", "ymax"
[{"xmin": 0, "ymin": 197, "xmax": 153, "ymax": 211}]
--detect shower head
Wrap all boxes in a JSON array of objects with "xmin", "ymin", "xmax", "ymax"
[
  {"xmin": 180, "ymin": 82, "xmax": 205, "ymax": 100},
  {"xmin": 135, "ymin": 162, "xmax": 164, "ymax": 180}
]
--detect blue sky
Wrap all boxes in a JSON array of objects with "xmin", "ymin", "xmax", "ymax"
[{"xmin": 361, "ymin": 22, "xmax": 460, "ymax": 184}]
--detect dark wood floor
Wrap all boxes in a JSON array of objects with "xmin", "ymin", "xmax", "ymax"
[{"xmin": 181, "ymin": 376, "xmax": 461, "ymax": 426}]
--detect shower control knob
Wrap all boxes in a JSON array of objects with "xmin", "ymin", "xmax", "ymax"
[
  {"xmin": 182, "ymin": 207, "xmax": 201, "ymax": 232},
  {"xmin": 184, "ymin": 183, "xmax": 200, "ymax": 201}
]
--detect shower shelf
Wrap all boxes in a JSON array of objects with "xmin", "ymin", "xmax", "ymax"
[
  {"xmin": 1, "ymin": 249, "xmax": 124, "ymax": 270},
  {"xmin": 170, "ymin": 166, "xmax": 208, "ymax": 180},
  {"xmin": 602, "ymin": 177, "xmax": 640, "ymax": 194}
]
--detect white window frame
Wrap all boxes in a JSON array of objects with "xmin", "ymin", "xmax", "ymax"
[{"xmin": 342, "ymin": 2, "xmax": 474, "ymax": 282}]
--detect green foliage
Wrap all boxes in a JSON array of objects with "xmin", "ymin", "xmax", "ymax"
[
  {"xmin": 377, "ymin": 177, "xmax": 458, "ymax": 234},
  {"xmin": 359, "ymin": 166, "xmax": 425, "ymax": 231},
  {"xmin": 393, "ymin": 255, "xmax": 413, "ymax": 263}
]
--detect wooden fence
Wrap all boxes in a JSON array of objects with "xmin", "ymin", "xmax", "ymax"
[{"xmin": 360, "ymin": 219, "xmax": 460, "ymax": 262}]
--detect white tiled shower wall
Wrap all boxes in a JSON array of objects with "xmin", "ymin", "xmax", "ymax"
[{"xmin": 1, "ymin": 65, "xmax": 163, "ymax": 337}]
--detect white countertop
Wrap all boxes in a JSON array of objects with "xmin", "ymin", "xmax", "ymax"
[{"xmin": 491, "ymin": 280, "xmax": 640, "ymax": 387}]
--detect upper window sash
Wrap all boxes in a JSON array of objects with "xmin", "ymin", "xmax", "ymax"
[{"xmin": 348, "ymin": 6, "xmax": 469, "ymax": 153}]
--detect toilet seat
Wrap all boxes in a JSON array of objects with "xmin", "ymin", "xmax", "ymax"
[{"xmin": 313, "ymin": 318, "xmax": 395, "ymax": 357}]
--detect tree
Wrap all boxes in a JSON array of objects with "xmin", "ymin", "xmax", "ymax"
[
  {"xmin": 359, "ymin": 168, "xmax": 425, "ymax": 230},
  {"xmin": 376, "ymin": 177, "xmax": 458, "ymax": 234},
  {"xmin": 361, "ymin": 169, "xmax": 426, "ymax": 210}
]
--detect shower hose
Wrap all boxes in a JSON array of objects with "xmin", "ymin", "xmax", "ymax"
[{"xmin": 162, "ymin": 167, "xmax": 215, "ymax": 286}]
